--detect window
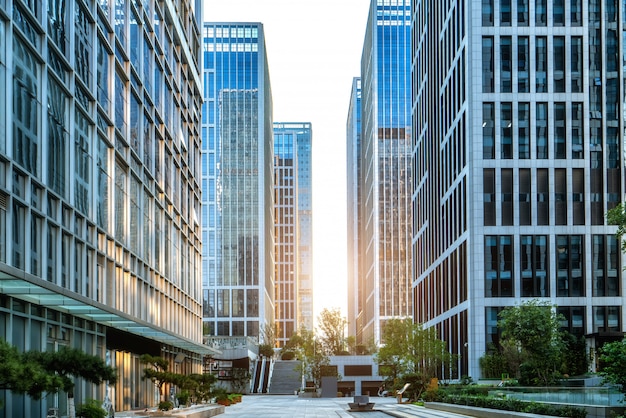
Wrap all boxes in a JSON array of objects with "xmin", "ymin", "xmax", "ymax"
[
  {"xmin": 553, "ymin": 0, "xmax": 564, "ymax": 25},
  {"xmin": 519, "ymin": 169, "xmax": 531, "ymax": 225},
  {"xmin": 558, "ymin": 306, "xmax": 585, "ymax": 336},
  {"xmin": 521, "ymin": 236, "xmax": 548, "ymax": 297},
  {"xmin": 592, "ymin": 235, "xmax": 620, "ymax": 296},
  {"xmin": 555, "ymin": 168, "xmax": 567, "ymax": 224},
  {"xmin": 572, "ymin": 169, "xmax": 584, "ymax": 225},
  {"xmin": 553, "ymin": 37, "xmax": 565, "ymax": 92},
  {"xmin": 518, "ymin": 103, "xmax": 529, "ymax": 158},
  {"xmin": 501, "ymin": 169, "xmax": 513, "ymax": 225},
  {"xmin": 570, "ymin": 0, "xmax": 582, "ymax": 25},
  {"xmin": 535, "ymin": 0, "xmax": 547, "ymax": 25},
  {"xmin": 500, "ymin": 37, "xmax": 512, "ymax": 92},
  {"xmin": 483, "ymin": 169, "xmax": 495, "ymax": 226},
  {"xmin": 482, "ymin": 0, "xmax": 494, "ymax": 25},
  {"xmin": 13, "ymin": 37, "xmax": 40, "ymax": 177},
  {"xmin": 517, "ymin": 37, "xmax": 529, "ymax": 92},
  {"xmin": 554, "ymin": 103, "xmax": 566, "ymax": 159},
  {"xmin": 571, "ymin": 37, "xmax": 583, "ymax": 92},
  {"xmin": 571, "ymin": 103, "xmax": 583, "ymax": 158},
  {"xmin": 485, "ymin": 236, "xmax": 513, "ymax": 297},
  {"xmin": 536, "ymin": 168, "xmax": 549, "ymax": 225},
  {"xmin": 501, "ymin": 103, "xmax": 512, "ymax": 159},
  {"xmin": 483, "ymin": 103, "xmax": 495, "ymax": 158},
  {"xmin": 517, "ymin": 0, "xmax": 528, "ymax": 25},
  {"xmin": 556, "ymin": 235, "xmax": 584, "ymax": 297},
  {"xmin": 482, "ymin": 37, "xmax": 494, "ymax": 93},
  {"xmin": 500, "ymin": 0, "xmax": 511, "ymax": 25},
  {"xmin": 535, "ymin": 37, "xmax": 547, "ymax": 92},
  {"xmin": 593, "ymin": 306, "xmax": 620, "ymax": 333},
  {"xmin": 536, "ymin": 103, "xmax": 548, "ymax": 158}
]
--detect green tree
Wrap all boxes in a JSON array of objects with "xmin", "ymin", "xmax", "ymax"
[
  {"xmin": 317, "ymin": 308, "xmax": 347, "ymax": 355},
  {"xmin": 598, "ymin": 338, "xmax": 626, "ymax": 394},
  {"xmin": 0, "ymin": 340, "xmax": 116, "ymax": 417},
  {"xmin": 497, "ymin": 300, "xmax": 566, "ymax": 385},
  {"xmin": 140, "ymin": 354, "xmax": 175, "ymax": 403},
  {"xmin": 285, "ymin": 327, "xmax": 336, "ymax": 388},
  {"xmin": 376, "ymin": 319, "xmax": 455, "ymax": 382},
  {"xmin": 607, "ymin": 203, "xmax": 626, "ymax": 251}
]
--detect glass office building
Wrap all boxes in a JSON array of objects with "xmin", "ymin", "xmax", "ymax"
[
  {"xmin": 346, "ymin": 78, "xmax": 362, "ymax": 340},
  {"xmin": 273, "ymin": 122, "xmax": 313, "ymax": 347},
  {"xmin": 0, "ymin": 0, "xmax": 214, "ymax": 414},
  {"xmin": 354, "ymin": 0, "xmax": 413, "ymax": 346},
  {"xmin": 201, "ymin": 23, "xmax": 275, "ymax": 340},
  {"xmin": 412, "ymin": 0, "xmax": 626, "ymax": 378}
]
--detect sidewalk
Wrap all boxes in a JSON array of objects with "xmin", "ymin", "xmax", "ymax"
[{"xmin": 114, "ymin": 395, "xmax": 476, "ymax": 418}]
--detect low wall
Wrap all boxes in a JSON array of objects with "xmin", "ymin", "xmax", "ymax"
[{"xmin": 147, "ymin": 404, "xmax": 225, "ymax": 417}]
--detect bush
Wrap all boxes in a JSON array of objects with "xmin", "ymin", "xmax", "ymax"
[
  {"xmin": 439, "ymin": 394, "xmax": 587, "ymax": 418},
  {"xmin": 258, "ymin": 344, "xmax": 274, "ymax": 358},
  {"xmin": 281, "ymin": 350, "xmax": 296, "ymax": 360},
  {"xmin": 76, "ymin": 399, "xmax": 107, "ymax": 418},
  {"xmin": 176, "ymin": 390, "xmax": 190, "ymax": 406},
  {"xmin": 158, "ymin": 400, "xmax": 174, "ymax": 411}
]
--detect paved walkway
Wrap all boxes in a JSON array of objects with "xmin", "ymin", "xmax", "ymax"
[
  {"xmin": 217, "ymin": 395, "xmax": 475, "ymax": 418},
  {"xmin": 116, "ymin": 395, "xmax": 476, "ymax": 418}
]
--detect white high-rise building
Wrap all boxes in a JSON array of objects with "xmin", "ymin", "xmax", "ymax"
[{"xmin": 412, "ymin": 0, "xmax": 626, "ymax": 379}]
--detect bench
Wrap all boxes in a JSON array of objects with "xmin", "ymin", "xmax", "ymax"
[{"xmin": 348, "ymin": 395, "xmax": 375, "ymax": 411}]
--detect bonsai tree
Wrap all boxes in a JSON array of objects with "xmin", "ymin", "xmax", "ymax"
[
  {"xmin": 140, "ymin": 354, "xmax": 174, "ymax": 403},
  {"xmin": 0, "ymin": 340, "xmax": 117, "ymax": 418}
]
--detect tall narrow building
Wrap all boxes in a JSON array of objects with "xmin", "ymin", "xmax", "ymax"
[
  {"xmin": 201, "ymin": 23, "xmax": 275, "ymax": 340},
  {"xmin": 0, "ymin": 0, "xmax": 214, "ymax": 414},
  {"xmin": 354, "ymin": 0, "xmax": 413, "ymax": 346},
  {"xmin": 347, "ymin": 78, "xmax": 362, "ymax": 340},
  {"xmin": 412, "ymin": 0, "xmax": 626, "ymax": 378},
  {"xmin": 273, "ymin": 122, "xmax": 313, "ymax": 346}
]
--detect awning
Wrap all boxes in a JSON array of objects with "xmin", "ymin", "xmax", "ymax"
[{"xmin": 0, "ymin": 269, "xmax": 220, "ymax": 356}]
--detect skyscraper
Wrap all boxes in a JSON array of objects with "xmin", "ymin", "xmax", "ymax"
[
  {"xmin": 201, "ymin": 23, "xmax": 275, "ymax": 340},
  {"xmin": 352, "ymin": 0, "xmax": 413, "ymax": 346},
  {"xmin": 347, "ymin": 78, "xmax": 362, "ymax": 341},
  {"xmin": 412, "ymin": 0, "xmax": 626, "ymax": 378},
  {"xmin": 0, "ymin": 0, "xmax": 213, "ymax": 414},
  {"xmin": 273, "ymin": 122, "xmax": 313, "ymax": 346}
]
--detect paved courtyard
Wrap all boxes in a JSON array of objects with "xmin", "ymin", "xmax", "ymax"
[{"xmin": 218, "ymin": 395, "xmax": 473, "ymax": 418}]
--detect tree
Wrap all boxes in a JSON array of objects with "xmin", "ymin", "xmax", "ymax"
[
  {"xmin": 497, "ymin": 300, "xmax": 566, "ymax": 385},
  {"xmin": 598, "ymin": 338, "xmax": 626, "ymax": 394},
  {"xmin": 0, "ymin": 340, "xmax": 117, "ymax": 417},
  {"xmin": 607, "ymin": 203, "xmax": 626, "ymax": 251},
  {"xmin": 141, "ymin": 354, "xmax": 175, "ymax": 403},
  {"xmin": 285, "ymin": 327, "xmax": 337, "ymax": 388},
  {"xmin": 376, "ymin": 319, "xmax": 455, "ymax": 383},
  {"xmin": 317, "ymin": 307, "xmax": 347, "ymax": 356},
  {"xmin": 260, "ymin": 322, "xmax": 276, "ymax": 347}
]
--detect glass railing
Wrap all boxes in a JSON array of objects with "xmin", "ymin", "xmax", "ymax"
[{"xmin": 489, "ymin": 386, "xmax": 624, "ymax": 407}]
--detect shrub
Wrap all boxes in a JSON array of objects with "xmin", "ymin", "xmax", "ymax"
[
  {"xmin": 281, "ymin": 350, "xmax": 296, "ymax": 360},
  {"xmin": 258, "ymin": 344, "xmax": 274, "ymax": 358},
  {"xmin": 438, "ymin": 394, "xmax": 586, "ymax": 418},
  {"xmin": 158, "ymin": 401, "xmax": 174, "ymax": 411},
  {"xmin": 76, "ymin": 399, "xmax": 107, "ymax": 418},
  {"xmin": 176, "ymin": 390, "xmax": 190, "ymax": 407}
]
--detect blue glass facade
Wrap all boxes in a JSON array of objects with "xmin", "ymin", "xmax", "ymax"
[
  {"xmin": 201, "ymin": 23, "xmax": 274, "ymax": 339},
  {"xmin": 0, "ymin": 0, "xmax": 211, "ymax": 414},
  {"xmin": 347, "ymin": 78, "xmax": 362, "ymax": 340},
  {"xmin": 357, "ymin": 0, "xmax": 413, "ymax": 345},
  {"xmin": 273, "ymin": 122, "xmax": 313, "ymax": 346}
]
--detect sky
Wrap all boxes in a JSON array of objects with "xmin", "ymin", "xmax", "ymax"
[{"xmin": 203, "ymin": 0, "xmax": 371, "ymax": 322}]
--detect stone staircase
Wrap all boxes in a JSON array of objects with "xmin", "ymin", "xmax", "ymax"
[{"xmin": 268, "ymin": 360, "xmax": 302, "ymax": 394}]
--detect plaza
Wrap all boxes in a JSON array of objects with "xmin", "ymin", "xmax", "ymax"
[{"xmin": 197, "ymin": 395, "xmax": 470, "ymax": 418}]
